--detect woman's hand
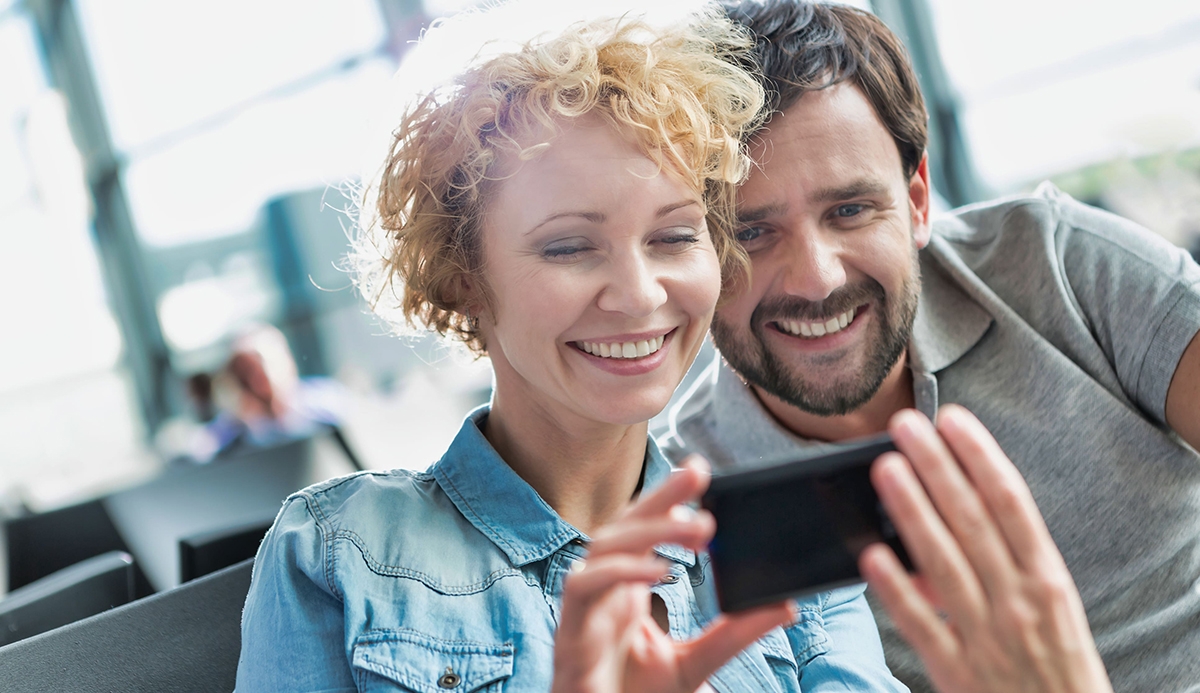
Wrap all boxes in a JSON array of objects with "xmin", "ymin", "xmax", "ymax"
[
  {"xmin": 861, "ymin": 405, "xmax": 1113, "ymax": 693},
  {"xmin": 551, "ymin": 456, "xmax": 792, "ymax": 693}
]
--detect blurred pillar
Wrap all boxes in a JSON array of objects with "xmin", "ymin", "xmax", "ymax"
[
  {"xmin": 375, "ymin": 0, "xmax": 428, "ymax": 63},
  {"xmin": 871, "ymin": 0, "xmax": 986, "ymax": 207},
  {"xmin": 26, "ymin": 0, "xmax": 172, "ymax": 433}
]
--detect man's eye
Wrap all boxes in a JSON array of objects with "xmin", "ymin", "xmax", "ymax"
[
  {"xmin": 835, "ymin": 204, "xmax": 865, "ymax": 218},
  {"xmin": 735, "ymin": 226, "xmax": 764, "ymax": 243}
]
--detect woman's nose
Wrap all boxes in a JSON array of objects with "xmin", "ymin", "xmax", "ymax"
[{"xmin": 596, "ymin": 254, "xmax": 668, "ymax": 318}]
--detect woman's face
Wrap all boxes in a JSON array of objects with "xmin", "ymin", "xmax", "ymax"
[{"xmin": 477, "ymin": 116, "xmax": 721, "ymax": 427}]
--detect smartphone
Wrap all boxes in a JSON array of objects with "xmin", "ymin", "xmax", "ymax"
[{"xmin": 700, "ymin": 434, "xmax": 913, "ymax": 612}]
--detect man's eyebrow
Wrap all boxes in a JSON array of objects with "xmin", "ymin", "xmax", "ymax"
[
  {"xmin": 811, "ymin": 180, "xmax": 891, "ymax": 203},
  {"xmin": 736, "ymin": 203, "xmax": 787, "ymax": 224}
]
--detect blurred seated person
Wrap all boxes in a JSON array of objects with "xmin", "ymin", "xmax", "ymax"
[{"xmin": 163, "ymin": 325, "xmax": 349, "ymax": 463}]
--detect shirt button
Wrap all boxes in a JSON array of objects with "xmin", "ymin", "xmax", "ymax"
[
  {"xmin": 659, "ymin": 574, "xmax": 679, "ymax": 584},
  {"xmin": 438, "ymin": 667, "xmax": 461, "ymax": 689}
]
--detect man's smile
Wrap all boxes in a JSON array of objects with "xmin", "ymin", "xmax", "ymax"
[{"xmin": 771, "ymin": 304, "xmax": 868, "ymax": 338}]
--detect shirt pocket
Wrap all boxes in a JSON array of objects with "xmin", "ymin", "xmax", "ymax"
[
  {"xmin": 785, "ymin": 608, "xmax": 830, "ymax": 668},
  {"xmin": 756, "ymin": 627, "xmax": 801, "ymax": 692},
  {"xmin": 351, "ymin": 629, "xmax": 515, "ymax": 693}
]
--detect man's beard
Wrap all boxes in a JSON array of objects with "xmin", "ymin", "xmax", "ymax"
[{"xmin": 712, "ymin": 248, "xmax": 921, "ymax": 417}]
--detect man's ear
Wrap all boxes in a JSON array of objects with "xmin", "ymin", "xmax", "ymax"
[{"xmin": 908, "ymin": 153, "xmax": 932, "ymax": 249}]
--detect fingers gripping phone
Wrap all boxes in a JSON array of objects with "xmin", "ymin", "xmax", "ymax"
[{"xmin": 700, "ymin": 435, "xmax": 914, "ymax": 613}]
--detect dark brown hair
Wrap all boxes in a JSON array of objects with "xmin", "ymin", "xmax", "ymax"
[{"xmin": 723, "ymin": 1, "xmax": 928, "ymax": 177}]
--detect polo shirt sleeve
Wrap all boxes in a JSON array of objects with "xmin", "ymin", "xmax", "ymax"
[
  {"xmin": 1052, "ymin": 189, "xmax": 1200, "ymax": 425},
  {"xmin": 235, "ymin": 496, "xmax": 356, "ymax": 693}
]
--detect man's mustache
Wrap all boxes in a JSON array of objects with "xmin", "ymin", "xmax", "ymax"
[{"xmin": 749, "ymin": 280, "xmax": 886, "ymax": 324}]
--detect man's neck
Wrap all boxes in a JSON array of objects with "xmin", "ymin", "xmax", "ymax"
[{"xmin": 751, "ymin": 356, "xmax": 914, "ymax": 442}]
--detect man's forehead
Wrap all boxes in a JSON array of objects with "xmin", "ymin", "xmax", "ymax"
[{"xmin": 738, "ymin": 84, "xmax": 906, "ymax": 214}]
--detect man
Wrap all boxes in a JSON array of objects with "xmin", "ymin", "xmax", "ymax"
[{"xmin": 656, "ymin": 2, "xmax": 1200, "ymax": 690}]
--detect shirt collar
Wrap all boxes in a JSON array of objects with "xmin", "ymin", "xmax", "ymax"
[
  {"xmin": 909, "ymin": 233, "xmax": 995, "ymax": 375},
  {"xmin": 433, "ymin": 406, "xmax": 694, "ymax": 568}
]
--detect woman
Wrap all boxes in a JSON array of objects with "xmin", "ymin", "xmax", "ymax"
[{"xmin": 235, "ymin": 4, "xmax": 903, "ymax": 692}]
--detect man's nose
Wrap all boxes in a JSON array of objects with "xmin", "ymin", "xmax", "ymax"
[
  {"xmin": 596, "ymin": 254, "xmax": 668, "ymax": 318},
  {"xmin": 778, "ymin": 230, "xmax": 846, "ymax": 301}
]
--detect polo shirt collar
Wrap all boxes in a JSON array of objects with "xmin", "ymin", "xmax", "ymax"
[
  {"xmin": 433, "ymin": 406, "xmax": 694, "ymax": 568},
  {"xmin": 909, "ymin": 234, "xmax": 994, "ymax": 375}
]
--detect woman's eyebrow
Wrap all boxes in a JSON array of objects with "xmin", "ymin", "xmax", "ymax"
[
  {"xmin": 525, "ymin": 199, "xmax": 699, "ymax": 236},
  {"xmin": 655, "ymin": 199, "xmax": 701, "ymax": 218},
  {"xmin": 525, "ymin": 211, "xmax": 605, "ymax": 236}
]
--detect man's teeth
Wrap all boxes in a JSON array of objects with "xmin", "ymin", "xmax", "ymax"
[
  {"xmin": 578, "ymin": 335, "xmax": 666, "ymax": 359},
  {"xmin": 778, "ymin": 309, "xmax": 855, "ymax": 338}
]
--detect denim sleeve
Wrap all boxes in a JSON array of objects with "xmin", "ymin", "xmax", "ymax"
[
  {"xmin": 234, "ymin": 496, "xmax": 356, "ymax": 693},
  {"xmin": 795, "ymin": 584, "xmax": 909, "ymax": 692}
]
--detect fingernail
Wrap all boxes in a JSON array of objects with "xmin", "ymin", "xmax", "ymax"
[
  {"xmin": 570, "ymin": 559, "xmax": 586, "ymax": 573},
  {"xmin": 670, "ymin": 504, "xmax": 697, "ymax": 522},
  {"xmin": 893, "ymin": 410, "xmax": 919, "ymax": 437},
  {"xmin": 939, "ymin": 405, "xmax": 964, "ymax": 431},
  {"xmin": 681, "ymin": 455, "xmax": 711, "ymax": 474}
]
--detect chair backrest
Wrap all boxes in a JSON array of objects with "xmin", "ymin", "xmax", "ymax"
[
  {"xmin": 0, "ymin": 551, "xmax": 135, "ymax": 646},
  {"xmin": 179, "ymin": 518, "xmax": 272, "ymax": 583},
  {"xmin": 0, "ymin": 558, "xmax": 254, "ymax": 693},
  {"xmin": 3, "ymin": 499, "xmax": 135, "ymax": 591}
]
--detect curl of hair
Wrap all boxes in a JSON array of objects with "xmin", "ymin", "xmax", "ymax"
[{"xmin": 352, "ymin": 9, "xmax": 765, "ymax": 354}]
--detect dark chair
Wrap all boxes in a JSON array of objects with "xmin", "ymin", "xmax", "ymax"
[
  {"xmin": 180, "ymin": 518, "xmax": 272, "ymax": 583},
  {"xmin": 106, "ymin": 430, "xmax": 357, "ymax": 592},
  {"xmin": 0, "ymin": 551, "xmax": 135, "ymax": 646},
  {"xmin": 0, "ymin": 558, "xmax": 254, "ymax": 693},
  {"xmin": 3, "ymin": 498, "xmax": 150, "ymax": 596}
]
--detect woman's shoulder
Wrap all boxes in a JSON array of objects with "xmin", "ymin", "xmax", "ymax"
[{"xmin": 284, "ymin": 468, "xmax": 439, "ymax": 529}]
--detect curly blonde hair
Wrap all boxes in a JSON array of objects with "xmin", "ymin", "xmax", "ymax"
[{"xmin": 353, "ymin": 6, "xmax": 764, "ymax": 354}]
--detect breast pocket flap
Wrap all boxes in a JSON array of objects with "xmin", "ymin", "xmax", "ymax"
[{"xmin": 352, "ymin": 629, "xmax": 515, "ymax": 693}]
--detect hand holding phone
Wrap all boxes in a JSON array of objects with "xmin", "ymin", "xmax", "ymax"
[
  {"xmin": 701, "ymin": 435, "xmax": 913, "ymax": 613},
  {"xmin": 861, "ymin": 407, "xmax": 1113, "ymax": 693}
]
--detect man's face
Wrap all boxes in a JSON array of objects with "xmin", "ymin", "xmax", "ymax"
[{"xmin": 712, "ymin": 84, "xmax": 931, "ymax": 416}]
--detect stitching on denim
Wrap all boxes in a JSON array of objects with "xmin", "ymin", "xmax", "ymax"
[
  {"xmin": 339, "ymin": 530, "xmax": 523, "ymax": 595},
  {"xmin": 436, "ymin": 467, "xmax": 579, "ymax": 564}
]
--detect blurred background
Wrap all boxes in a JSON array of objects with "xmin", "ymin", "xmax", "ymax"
[{"xmin": 0, "ymin": 0, "xmax": 1197, "ymax": 601}]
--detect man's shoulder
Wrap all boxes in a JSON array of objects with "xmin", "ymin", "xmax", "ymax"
[{"xmin": 933, "ymin": 182, "xmax": 1162, "ymax": 255}]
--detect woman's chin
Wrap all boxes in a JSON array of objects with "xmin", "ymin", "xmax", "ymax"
[{"xmin": 580, "ymin": 391, "xmax": 671, "ymax": 428}]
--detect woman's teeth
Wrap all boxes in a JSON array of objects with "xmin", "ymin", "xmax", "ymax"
[
  {"xmin": 778, "ymin": 308, "xmax": 856, "ymax": 338},
  {"xmin": 578, "ymin": 335, "xmax": 666, "ymax": 359}
]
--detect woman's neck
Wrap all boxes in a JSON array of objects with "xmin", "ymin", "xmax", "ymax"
[{"xmin": 483, "ymin": 391, "xmax": 649, "ymax": 536}]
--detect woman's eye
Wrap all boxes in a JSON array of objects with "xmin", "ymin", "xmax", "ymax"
[
  {"xmin": 542, "ymin": 244, "xmax": 588, "ymax": 259},
  {"xmin": 660, "ymin": 230, "xmax": 700, "ymax": 246},
  {"xmin": 735, "ymin": 226, "xmax": 765, "ymax": 243}
]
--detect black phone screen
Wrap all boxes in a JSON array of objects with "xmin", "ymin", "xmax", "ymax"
[{"xmin": 700, "ymin": 435, "xmax": 912, "ymax": 612}]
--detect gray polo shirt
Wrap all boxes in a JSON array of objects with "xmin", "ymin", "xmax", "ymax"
[{"xmin": 656, "ymin": 184, "xmax": 1200, "ymax": 692}]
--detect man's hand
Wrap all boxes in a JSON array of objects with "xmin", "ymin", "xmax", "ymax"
[
  {"xmin": 860, "ymin": 405, "xmax": 1114, "ymax": 693},
  {"xmin": 551, "ymin": 456, "xmax": 792, "ymax": 693}
]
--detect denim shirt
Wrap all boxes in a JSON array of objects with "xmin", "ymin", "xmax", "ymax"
[{"xmin": 236, "ymin": 407, "xmax": 905, "ymax": 692}]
